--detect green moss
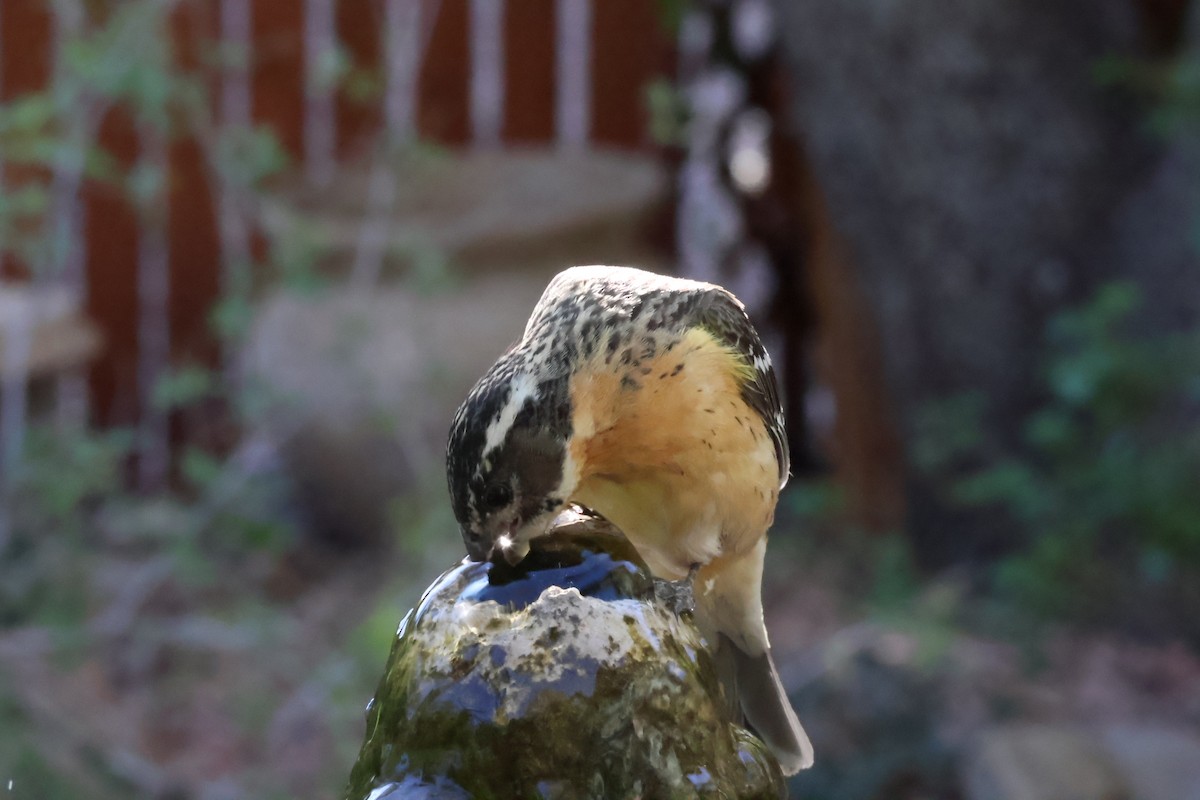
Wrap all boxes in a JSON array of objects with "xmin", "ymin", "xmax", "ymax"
[{"xmin": 343, "ymin": 523, "xmax": 786, "ymax": 799}]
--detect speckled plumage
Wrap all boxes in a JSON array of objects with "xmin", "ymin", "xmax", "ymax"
[
  {"xmin": 447, "ymin": 266, "xmax": 788, "ymax": 524},
  {"xmin": 446, "ymin": 265, "xmax": 812, "ymax": 773}
]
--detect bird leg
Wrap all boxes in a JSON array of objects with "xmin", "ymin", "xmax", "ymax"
[{"xmin": 654, "ymin": 563, "xmax": 701, "ymax": 616}]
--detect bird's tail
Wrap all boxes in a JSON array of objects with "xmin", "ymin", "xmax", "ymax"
[{"xmin": 724, "ymin": 634, "xmax": 814, "ymax": 775}]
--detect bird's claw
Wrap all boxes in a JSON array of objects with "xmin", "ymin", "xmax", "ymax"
[{"xmin": 654, "ymin": 564, "xmax": 700, "ymax": 616}]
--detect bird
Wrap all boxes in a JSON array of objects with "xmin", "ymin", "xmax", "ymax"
[{"xmin": 445, "ymin": 265, "xmax": 813, "ymax": 774}]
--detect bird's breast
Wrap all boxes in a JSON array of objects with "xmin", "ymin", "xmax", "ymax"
[{"xmin": 565, "ymin": 327, "xmax": 778, "ymax": 579}]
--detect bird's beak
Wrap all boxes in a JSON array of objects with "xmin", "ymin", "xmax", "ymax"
[
  {"xmin": 462, "ymin": 525, "xmax": 532, "ymax": 565},
  {"xmin": 497, "ymin": 533, "xmax": 530, "ymax": 565},
  {"xmin": 462, "ymin": 526, "xmax": 494, "ymax": 562}
]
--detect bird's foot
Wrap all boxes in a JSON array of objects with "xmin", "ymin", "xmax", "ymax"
[{"xmin": 654, "ymin": 564, "xmax": 700, "ymax": 616}]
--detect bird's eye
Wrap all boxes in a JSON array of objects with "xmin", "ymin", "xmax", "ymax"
[{"xmin": 481, "ymin": 482, "xmax": 513, "ymax": 511}]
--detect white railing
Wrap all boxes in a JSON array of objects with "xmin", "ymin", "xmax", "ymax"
[
  {"xmin": 469, "ymin": 0, "xmax": 505, "ymax": 147},
  {"xmin": 556, "ymin": 0, "xmax": 592, "ymax": 147},
  {"xmin": 304, "ymin": 0, "xmax": 338, "ymax": 186}
]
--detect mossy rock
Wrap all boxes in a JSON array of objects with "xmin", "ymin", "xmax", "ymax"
[{"xmin": 344, "ymin": 513, "xmax": 786, "ymax": 799}]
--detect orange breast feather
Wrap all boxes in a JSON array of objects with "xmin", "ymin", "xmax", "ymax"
[{"xmin": 567, "ymin": 328, "xmax": 778, "ymax": 578}]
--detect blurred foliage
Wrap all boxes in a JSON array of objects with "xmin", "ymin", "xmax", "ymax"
[
  {"xmin": 653, "ymin": 0, "xmax": 689, "ymax": 35},
  {"xmin": 918, "ymin": 282, "xmax": 1200, "ymax": 630},
  {"xmin": 0, "ymin": 423, "xmax": 298, "ymax": 628},
  {"xmin": 0, "ymin": 0, "xmax": 192, "ymax": 276},
  {"xmin": 1095, "ymin": 49, "xmax": 1200, "ymax": 139},
  {"xmin": 1, "ymin": 427, "xmax": 129, "ymax": 628},
  {"xmin": 0, "ymin": 23, "xmax": 417, "ymax": 760},
  {"xmin": 9, "ymin": 426, "xmax": 132, "ymax": 535},
  {"xmin": 0, "ymin": 416, "xmax": 375, "ymax": 799},
  {"xmin": 644, "ymin": 77, "xmax": 690, "ymax": 148},
  {"xmin": 782, "ymin": 279, "xmax": 1200, "ymax": 645},
  {"xmin": 777, "ymin": 487, "xmax": 964, "ymax": 800},
  {"xmin": 778, "ymin": 482, "xmax": 961, "ymax": 669}
]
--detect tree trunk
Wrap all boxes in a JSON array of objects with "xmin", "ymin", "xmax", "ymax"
[{"xmin": 772, "ymin": 0, "xmax": 1180, "ymax": 566}]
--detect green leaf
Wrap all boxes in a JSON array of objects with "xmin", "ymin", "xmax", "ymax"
[
  {"xmin": 0, "ymin": 94, "xmax": 57, "ymax": 134},
  {"xmin": 312, "ymin": 44, "xmax": 351, "ymax": 93},
  {"xmin": 1138, "ymin": 547, "xmax": 1174, "ymax": 585},
  {"xmin": 151, "ymin": 366, "xmax": 215, "ymax": 411},
  {"xmin": 644, "ymin": 78, "xmax": 689, "ymax": 148},
  {"xmin": 868, "ymin": 534, "xmax": 920, "ymax": 610},
  {"xmin": 181, "ymin": 448, "xmax": 224, "ymax": 490},
  {"xmin": 0, "ymin": 185, "xmax": 51, "ymax": 219},
  {"xmin": 1048, "ymin": 357, "xmax": 1100, "ymax": 404},
  {"xmin": 215, "ymin": 126, "xmax": 290, "ymax": 188},
  {"xmin": 1090, "ymin": 281, "xmax": 1141, "ymax": 323},
  {"xmin": 127, "ymin": 161, "xmax": 167, "ymax": 206},
  {"xmin": 912, "ymin": 391, "xmax": 987, "ymax": 471},
  {"xmin": 210, "ymin": 293, "xmax": 255, "ymax": 342},
  {"xmin": 952, "ymin": 462, "xmax": 1049, "ymax": 523},
  {"xmin": 1023, "ymin": 408, "xmax": 1075, "ymax": 451}
]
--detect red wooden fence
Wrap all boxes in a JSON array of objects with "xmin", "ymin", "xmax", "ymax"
[{"xmin": 0, "ymin": 0, "xmax": 672, "ymax": 433}]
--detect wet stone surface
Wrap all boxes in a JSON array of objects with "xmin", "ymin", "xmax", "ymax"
[{"xmin": 343, "ymin": 513, "xmax": 787, "ymax": 799}]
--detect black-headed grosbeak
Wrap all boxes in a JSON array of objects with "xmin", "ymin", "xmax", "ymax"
[{"xmin": 446, "ymin": 265, "xmax": 813, "ymax": 774}]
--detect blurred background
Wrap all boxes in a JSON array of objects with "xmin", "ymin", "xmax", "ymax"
[{"xmin": 1, "ymin": 0, "xmax": 1199, "ymax": 798}]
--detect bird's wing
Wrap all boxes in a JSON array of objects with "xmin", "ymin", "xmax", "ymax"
[{"xmin": 694, "ymin": 288, "xmax": 790, "ymax": 489}]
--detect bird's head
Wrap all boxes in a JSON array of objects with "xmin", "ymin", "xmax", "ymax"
[{"xmin": 446, "ymin": 367, "xmax": 573, "ymax": 564}]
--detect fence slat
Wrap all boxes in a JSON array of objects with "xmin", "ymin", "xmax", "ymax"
[
  {"xmin": 555, "ymin": 0, "xmax": 591, "ymax": 147},
  {"xmin": 220, "ymin": 0, "xmax": 252, "ymax": 128},
  {"xmin": 217, "ymin": 0, "xmax": 254, "ymax": 376},
  {"xmin": 384, "ymin": 0, "xmax": 422, "ymax": 141},
  {"xmin": 304, "ymin": 0, "xmax": 338, "ymax": 185},
  {"xmin": 0, "ymin": 0, "xmax": 5, "ymax": 208},
  {"xmin": 48, "ymin": 1, "xmax": 90, "ymax": 297},
  {"xmin": 136, "ymin": 125, "xmax": 171, "ymax": 491},
  {"xmin": 469, "ymin": 0, "xmax": 505, "ymax": 147}
]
